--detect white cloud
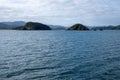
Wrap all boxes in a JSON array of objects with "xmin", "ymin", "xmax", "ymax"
[{"xmin": 0, "ymin": 0, "xmax": 120, "ymax": 26}]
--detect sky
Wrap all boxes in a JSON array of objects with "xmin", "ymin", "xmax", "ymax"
[{"xmin": 0, "ymin": 0, "xmax": 120, "ymax": 26}]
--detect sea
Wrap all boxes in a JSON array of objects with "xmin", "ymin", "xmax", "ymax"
[{"xmin": 0, "ymin": 30, "xmax": 120, "ymax": 80}]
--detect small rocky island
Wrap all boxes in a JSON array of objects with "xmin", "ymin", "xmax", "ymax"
[
  {"xmin": 15, "ymin": 22, "xmax": 51, "ymax": 30},
  {"xmin": 68, "ymin": 24, "xmax": 89, "ymax": 30}
]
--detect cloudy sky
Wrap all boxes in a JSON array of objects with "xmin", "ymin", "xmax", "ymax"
[{"xmin": 0, "ymin": 0, "xmax": 120, "ymax": 26}]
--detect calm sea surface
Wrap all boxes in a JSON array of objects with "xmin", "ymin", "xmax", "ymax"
[{"xmin": 0, "ymin": 30, "xmax": 120, "ymax": 80}]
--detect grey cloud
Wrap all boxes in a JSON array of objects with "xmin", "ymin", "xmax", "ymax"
[{"xmin": 0, "ymin": 0, "xmax": 120, "ymax": 26}]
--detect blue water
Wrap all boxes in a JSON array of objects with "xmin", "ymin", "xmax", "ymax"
[{"xmin": 0, "ymin": 30, "xmax": 120, "ymax": 80}]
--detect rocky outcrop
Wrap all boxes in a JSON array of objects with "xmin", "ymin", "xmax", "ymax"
[
  {"xmin": 68, "ymin": 24, "xmax": 89, "ymax": 30},
  {"xmin": 22, "ymin": 22, "xmax": 51, "ymax": 30}
]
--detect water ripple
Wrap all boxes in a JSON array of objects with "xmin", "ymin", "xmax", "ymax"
[{"xmin": 0, "ymin": 30, "xmax": 120, "ymax": 80}]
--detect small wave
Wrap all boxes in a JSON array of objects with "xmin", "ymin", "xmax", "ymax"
[
  {"xmin": 89, "ymin": 67, "xmax": 120, "ymax": 80},
  {"xmin": 0, "ymin": 66, "xmax": 57, "ymax": 78}
]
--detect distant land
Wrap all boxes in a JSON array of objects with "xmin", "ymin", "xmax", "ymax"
[
  {"xmin": 15, "ymin": 22, "xmax": 51, "ymax": 30},
  {"xmin": 0, "ymin": 21, "xmax": 26, "ymax": 29},
  {"xmin": 91, "ymin": 25, "xmax": 120, "ymax": 30},
  {"xmin": 49, "ymin": 25, "xmax": 67, "ymax": 30},
  {"xmin": 0, "ymin": 21, "xmax": 66, "ymax": 30},
  {"xmin": 68, "ymin": 24, "xmax": 89, "ymax": 30},
  {"xmin": 0, "ymin": 21, "xmax": 120, "ymax": 30}
]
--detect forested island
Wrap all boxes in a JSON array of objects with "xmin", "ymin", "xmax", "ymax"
[{"xmin": 0, "ymin": 21, "xmax": 120, "ymax": 30}]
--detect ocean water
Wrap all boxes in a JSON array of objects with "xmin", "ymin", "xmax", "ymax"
[{"xmin": 0, "ymin": 30, "xmax": 120, "ymax": 80}]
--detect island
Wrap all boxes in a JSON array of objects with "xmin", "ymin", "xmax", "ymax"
[
  {"xmin": 15, "ymin": 22, "xmax": 51, "ymax": 30},
  {"xmin": 68, "ymin": 24, "xmax": 89, "ymax": 30}
]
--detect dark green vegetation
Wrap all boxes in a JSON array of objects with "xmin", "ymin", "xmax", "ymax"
[
  {"xmin": 0, "ymin": 21, "xmax": 66, "ymax": 30},
  {"xmin": 68, "ymin": 24, "xmax": 89, "ymax": 30},
  {"xmin": 0, "ymin": 21, "xmax": 120, "ymax": 30},
  {"xmin": 16, "ymin": 22, "xmax": 51, "ymax": 30},
  {"xmin": 91, "ymin": 25, "xmax": 120, "ymax": 30}
]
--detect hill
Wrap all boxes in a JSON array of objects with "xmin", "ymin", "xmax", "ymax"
[{"xmin": 68, "ymin": 24, "xmax": 89, "ymax": 30}]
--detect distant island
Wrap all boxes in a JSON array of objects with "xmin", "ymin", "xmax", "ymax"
[
  {"xmin": 0, "ymin": 21, "xmax": 66, "ymax": 30},
  {"xmin": 0, "ymin": 21, "xmax": 120, "ymax": 30},
  {"xmin": 15, "ymin": 22, "xmax": 51, "ymax": 30},
  {"xmin": 68, "ymin": 24, "xmax": 89, "ymax": 30},
  {"xmin": 91, "ymin": 25, "xmax": 120, "ymax": 30}
]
